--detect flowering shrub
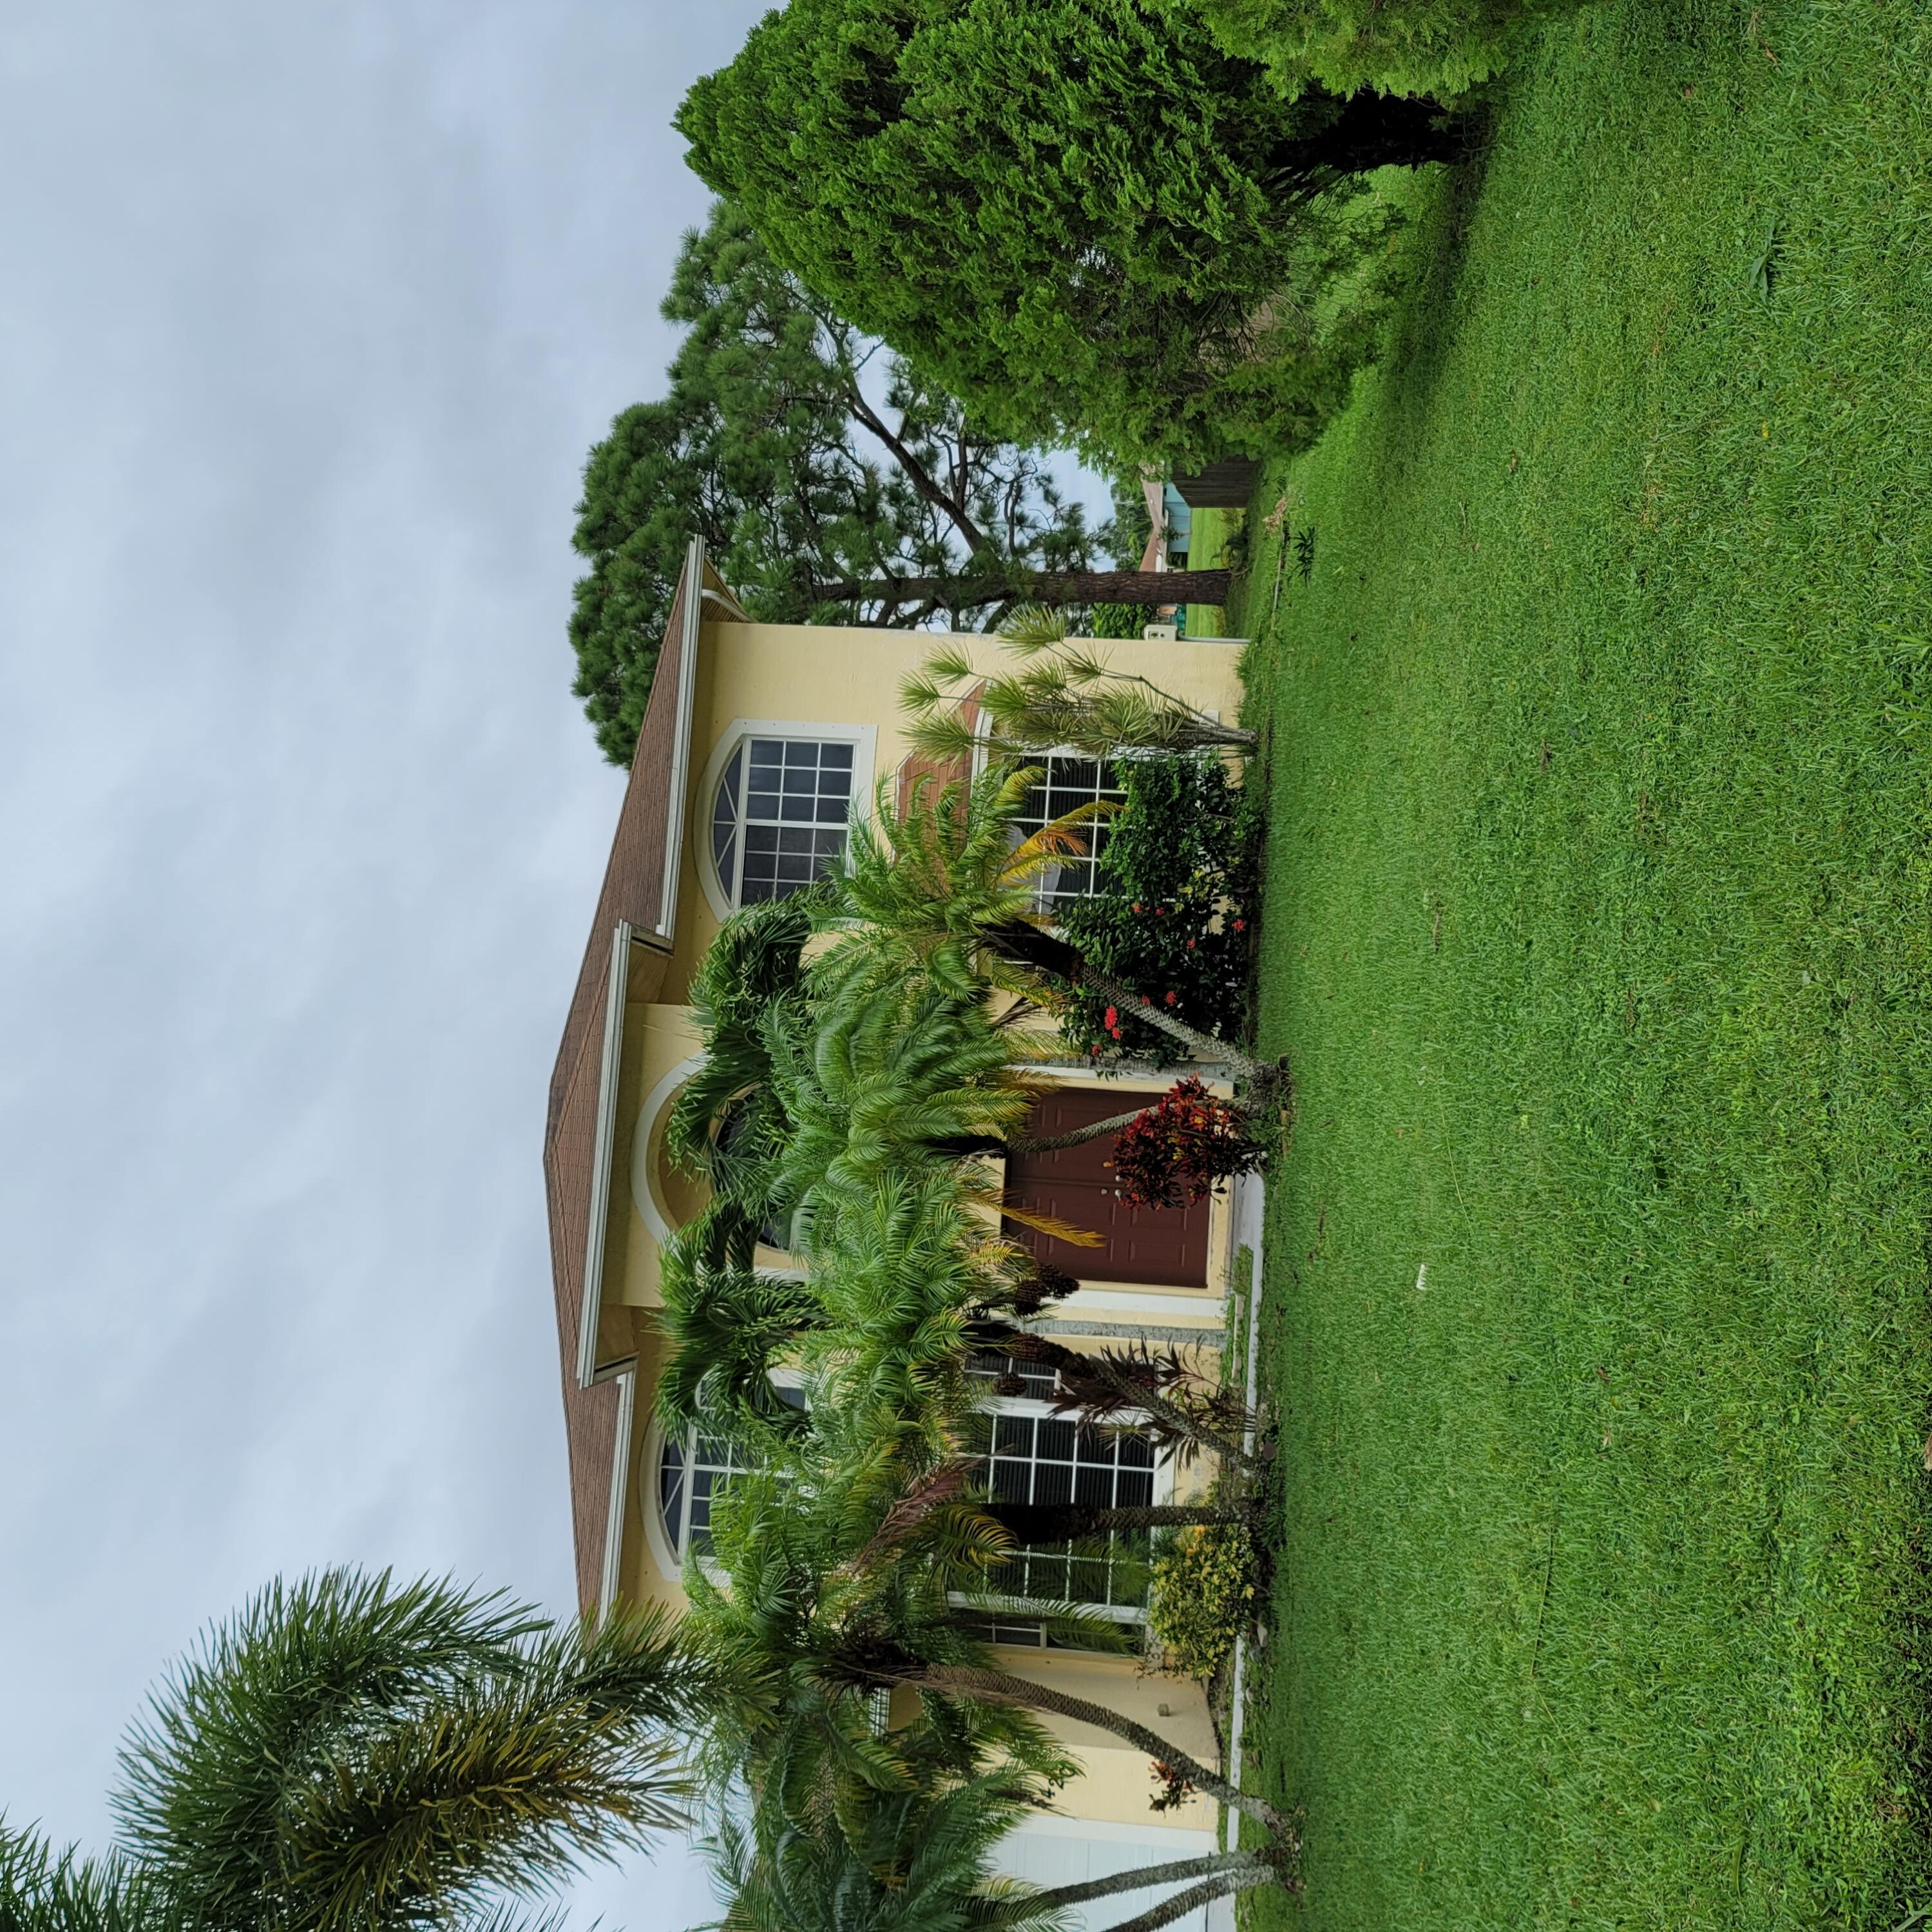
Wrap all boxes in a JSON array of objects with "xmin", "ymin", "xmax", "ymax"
[
  {"xmin": 1058, "ymin": 752, "xmax": 1258, "ymax": 1065},
  {"xmin": 1108, "ymin": 1078, "xmax": 1266, "ymax": 1209},
  {"xmin": 1149, "ymin": 1521, "xmax": 1259, "ymax": 1681}
]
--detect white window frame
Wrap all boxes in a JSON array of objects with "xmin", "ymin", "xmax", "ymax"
[
  {"xmin": 693, "ymin": 721, "xmax": 877, "ymax": 923},
  {"xmin": 950, "ymin": 1371, "xmax": 1172, "ymax": 1636}
]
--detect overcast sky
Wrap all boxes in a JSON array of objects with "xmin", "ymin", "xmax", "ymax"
[{"xmin": 0, "ymin": 2, "xmax": 795, "ymax": 1924}]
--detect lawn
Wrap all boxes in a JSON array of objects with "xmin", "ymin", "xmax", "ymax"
[{"xmin": 1234, "ymin": 0, "xmax": 1932, "ymax": 1922}]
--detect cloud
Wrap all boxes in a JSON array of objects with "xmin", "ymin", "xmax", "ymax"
[{"xmin": 0, "ymin": 0, "xmax": 768, "ymax": 1917}]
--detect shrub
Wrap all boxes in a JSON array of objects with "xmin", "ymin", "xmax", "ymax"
[
  {"xmin": 1092, "ymin": 602, "xmax": 1158, "ymax": 639},
  {"xmin": 1058, "ymin": 752, "xmax": 1260, "ymax": 1064},
  {"xmin": 1150, "ymin": 1522, "xmax": 1259, "ymax": 1679},
  {"xmin": 678, "ymin": 0, "xmax": 1469, "ymax": 469},
  {"xmin": 1172, "ymin": 0, "xmax": 1588, "ymax": 100},
  {"xmin": 1109, "ymin": 1077, "xmax": 1268, "ymax": 1209}
]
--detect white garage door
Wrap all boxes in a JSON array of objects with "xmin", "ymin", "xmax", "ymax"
[{"xmin": 993, "ymin": 1816, "xmax": 1235, "ymax": 1932}]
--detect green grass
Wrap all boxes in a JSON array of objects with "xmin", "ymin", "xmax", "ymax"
[{"xmin": 1236, "ymin": 0, "xmax": 1932, "ymax": 1923}]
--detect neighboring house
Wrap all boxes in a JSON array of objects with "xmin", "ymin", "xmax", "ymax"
[{"xmin": 542, "ymin": 540, "xmax": 1248, "ymax": 1919}]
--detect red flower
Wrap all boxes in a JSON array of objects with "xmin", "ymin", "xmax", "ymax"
[
  {"xmin": 1132, "ymin": 903, "xmax": 1143, "ymax": 913},
  {"xmin": 1110, "ymin": 1026, "xmax": 1124, "ymax": 1040},
  {"xmin": 1140, "ymin": 993, "xmax": 1151, "ymax": 1004},
  {"xmin": 1103, "ymin": 1005, "xmax": 1118, "ymax": 1029},
  {"xmin": 1165, "ymin": 990, "xmax": 1178, "ymax": 1004},
  {"xmin": 1186, "ymin": 937, "xmax": 1196, "ymax": 949},
  {"xmin": 1233, "ymin": 918, "xmax": 1247, "ymax": 932}
]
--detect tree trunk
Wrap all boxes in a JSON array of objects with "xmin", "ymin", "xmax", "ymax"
[
  {"xmin": 1006, "ymin": 1106, "xmax": 1147, "ymax": 1155},
  {"xmin": 977, "ymin": 927, "xmax": 1281, "ymax": 1095},
  {"xmin": 1016, "ymin": 1849, "xmax": 1278, "ymax": 1912},
  {"xmin": 973, "ymin": 1320, "xmax": 1265, "ymax": 1479},
  {"xmin": 1078, "ymin": 968, "xmax": 1273, "ymax": 1087},
  {"xmin": 1270, "ymin": 93, "xmax": 1471, "ymax": 189},
  {"xmin": 986, "ymin": 1500, "xmax": 1254, "ymax": 1545},
  {"xmin": 906, "ymin": 1663, "xmax": 1289, "ymax": 1835},
  {"xmin": 1100, "ymin": 1865, "xmax": 1280, "ymax": 1932},
  {"xmin": 812, "ymin": 568, "xmax": 1234, "ymax": 611}
]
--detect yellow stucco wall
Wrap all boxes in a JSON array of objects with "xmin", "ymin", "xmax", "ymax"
[
  {"xmin": 656, "ymin": 621, "xmax": 1247, "ymax": 1001},
  {"xmin": 598, "ymin": 616, "xmax": 1247, "ymax": 1847}
]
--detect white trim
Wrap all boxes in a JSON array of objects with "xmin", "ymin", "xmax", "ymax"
[
  {"xmin": 638, "ymin": 1415, "xmax": 685, "ymax": 1583},
  {"xmin": 691, "ymin": 719, "xmax": 878, "ymax": 923},
  {"xmin": 948, "ymin": 1590, "xmax": 1149, "ymax": 1628},
  {"xmin": 596, "ymin": 1367, "xmax": 637, "ymax": 1618},
  {"xmin": 1045, "ymin": 1286, "xmax": 1226, "ymax": 1319},
  {"xmin": 575, "ymin": 923, "xmax": 633, "ymax": 1390},
  {"xmin": 656, "ymin": 537, "xmax": 706, "ymax": 942},
  {"xmin": 629, "ymin": 1053, "xmax": 709, "ymax": 1243}
]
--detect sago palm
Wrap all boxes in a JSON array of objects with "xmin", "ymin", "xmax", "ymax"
[{"xmin": 689, "ymin": 1473, "xmax": 1292, "ymax": 1842}]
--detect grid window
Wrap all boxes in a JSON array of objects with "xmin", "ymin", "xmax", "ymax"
[
  {"xmin": 961, "ymin": 1410, "xmax": 1155, "ymax": 1611},
  {"xmin": 712, "ymin": 737, "xmax": 854, "ymax": 906},
  {"xmin": 658, "ymin": 1430, "xmax": 752, "ymax": 1560},
  {"xmin": 951, "ymin": 1616, "xmax": 1095, "ymax": 1650},
  {"xmin": 965, "ymin": 1347, "xmax": 1057, "ymax": 1400},
  {"xmin": 1013, "ymin": 755, "xmax": 1127, "ymax": 904}
]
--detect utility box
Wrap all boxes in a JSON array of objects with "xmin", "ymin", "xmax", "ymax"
[{"xmin": 1170, "ymin": 460, "xmax": 1259, "ymax": 509}]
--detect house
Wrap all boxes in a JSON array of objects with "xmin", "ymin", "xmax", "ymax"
[{"xmin": 542, "ymin": 540, "xmax": 1250, "ymax": 1917}]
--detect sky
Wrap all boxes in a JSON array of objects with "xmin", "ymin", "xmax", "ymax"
[{"xmin": 0, "ymin": 1, "xmax": 857, "ymax": 1924}]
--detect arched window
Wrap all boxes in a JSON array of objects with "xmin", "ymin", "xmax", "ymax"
[
  {"xmin": 710, "ymin": 736, "xmax": 855, "ymax": 906},
  {"xmin": 655, "ymin": 1388, "xmax": 804, "ymax": 1563},
  {"xmin": 657, "ymin": 1430, "xmax": 751, "ymax": 1561}
]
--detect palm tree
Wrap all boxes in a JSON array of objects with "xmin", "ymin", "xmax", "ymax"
[
  {"xmin": 689, "ymin": 1475, "xmax": 1293, "ymax": 1842},
  {"xmin": 0, "ymin": 1831, "xmax": 195, "ymax": 1932},
  {"xmin": 665, "ymin": 892, "xmax": 823, "ymax": 1265},
  {"xmin": 108, "ymin": 1569, "xmax": 703, "ymax": 1932},
  {"xmin": 703, "ymin": 1768, "xmax": 1286, "ymax": 1932},
  {"xmin": 901, "ymin": 607, "xmax": 1258, "ymax": 766}
]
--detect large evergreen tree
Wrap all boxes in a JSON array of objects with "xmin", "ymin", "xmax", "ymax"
[
  {"xmin": 677, "ymin": 0, "xmax": 1466, "ymax": 473},
  {"xmin": 570, "ymin": 203, "xmax": 1223, "ymax": 764}
]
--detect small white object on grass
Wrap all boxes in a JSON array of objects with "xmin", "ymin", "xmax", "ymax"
[{"xmin": 1415, "ymin": 1263, "xmax": 1428, "ymax": 1294}]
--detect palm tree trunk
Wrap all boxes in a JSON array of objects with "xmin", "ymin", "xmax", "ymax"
[
  {"xmin": 987, "ymin": 1501, "xmax": 1253, "ymax": 1544},
  {"xmin": 1015, "ymin": 1849, "xmax": 1278, "ymax": 1911},
  {"xmin": 973, "ymin": 1321, "xmax": 1266, "ymax": 1479},
  {"xmin": 1099, "ymin": 1865, "xmax": 1280, "ymax": 1931},
  {"xmin": 1076, "ymin": 970, "xmax": 1274, "ymax": 1087},
  {"xmin": 906, "ymin": 1663, "xmax": 1288, "ymax": 1835},
  {"xmin": 979, "ymin": 925, "xmax": 1281, "ymax": 1092},
  {"xmin": 1006, "ymin": 1105, "xmax": 1149, "ymax": 1155}
]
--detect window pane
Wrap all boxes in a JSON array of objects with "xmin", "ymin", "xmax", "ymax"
[
  {"xmin": 1013, "ymin": 753, "xmax": 1126, "ymax": 908},
  {"xmin": 1074, "ymin": 1463, "xmax": 1113, "ymax": 1507},
  {"xmin": 1033, "ymin": 1460, "xmax": 1073, "ymax": 1506},
  {"xmin": 727, "ymin": 738, "xmax": 857, "ymax": 906}
]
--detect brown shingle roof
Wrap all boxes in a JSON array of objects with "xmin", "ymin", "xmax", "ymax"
[{"xmin": 543, "ymin": 566, "xmax": 691, "ymax": 1612}]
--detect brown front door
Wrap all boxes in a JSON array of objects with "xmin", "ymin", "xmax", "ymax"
[{"xmin": 1003, "ymin": 1086, "xmax": 1210, "ymax": 1288}]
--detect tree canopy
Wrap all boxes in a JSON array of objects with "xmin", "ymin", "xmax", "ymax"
[
  {"xmin": 678, "ymin": 0, "xmax": 1466, "ymax": 476},
  {"xmin": 569, "ymin": 202, "xmax": 1205, "ymax": 765}
]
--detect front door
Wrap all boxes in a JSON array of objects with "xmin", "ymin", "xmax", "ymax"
[{"xmin": 1002, "ymin": 1086, "xmax": 1210, "ymax": 1288}]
